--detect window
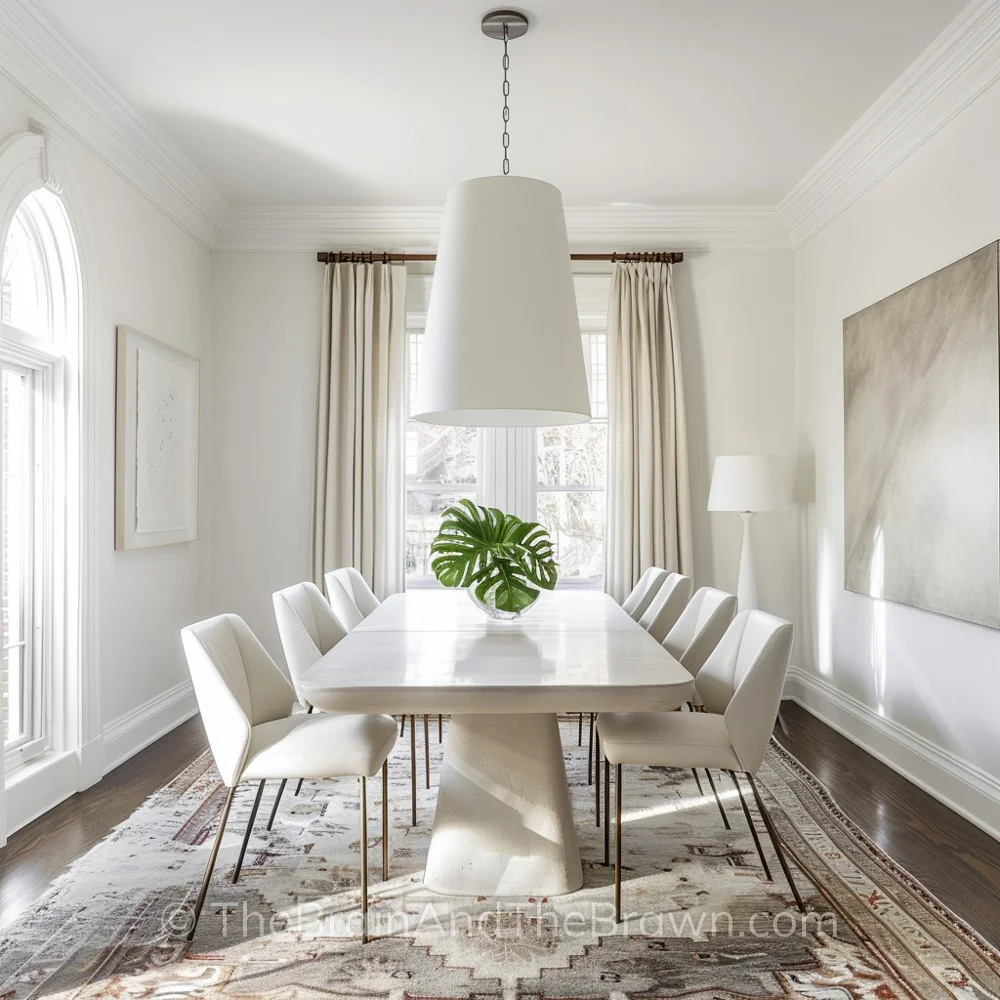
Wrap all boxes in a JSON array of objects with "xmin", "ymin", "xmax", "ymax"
[
  {"xmin": 404, "ymin": 330, "xmax": 478, "ymax": 584},
  {"xmin": 535, "ymin": 333, "xmax": 608, "ymax": 584},
  {"xmin": 0, "ymin": 186, "xmax": 77, "ymax": 770},
  {"xmin": 404, "ymin": 317, "xmax": 609, "ymax": 589}
]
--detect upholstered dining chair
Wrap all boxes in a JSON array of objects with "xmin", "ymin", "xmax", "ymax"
[
  {"xmin": 326, "ymin": 567, "xmax": 440, "ymax": 797},
  {"xmin": 329, "ymin": 566, "xmax": 381, "ymax": 618},
  {"xmin": 660, "ymin": 586, "xmax": 739, "ymax": 815},
  {"xmin": 637, "ymin": 572, "xmax": 693, "ymax": 643},
  {"xmin": 275, "ymin": 581, "xmax": 422, "ymax": 828},
  {"xmin": 181, "ymin": 613, "xmax": 397, "ymax": 942},
  {"xmin": 620, "ymin": 566, "xmax": 669, "ymax": 621},
  {"xmin": 596, "ymin": 610, "xmax": 804, "ymax": 923}
]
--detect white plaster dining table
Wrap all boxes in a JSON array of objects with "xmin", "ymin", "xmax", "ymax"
[{"xmin": 300, "ymin": 589, "xmax": 694, "ymax": 897}]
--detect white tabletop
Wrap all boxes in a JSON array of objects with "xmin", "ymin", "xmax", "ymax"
[{"xmin": 301, "ymin": 589, "xmax": 694, "ymax": 715}]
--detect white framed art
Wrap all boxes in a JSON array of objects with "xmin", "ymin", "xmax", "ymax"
[{"xmin": 115, "ymin": 325, "xmax": 200, "ymax": 550}]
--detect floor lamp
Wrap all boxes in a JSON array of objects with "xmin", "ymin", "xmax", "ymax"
[{"xmin": 707, "ymin": 455, "xmax": 788, "ymax": 611}]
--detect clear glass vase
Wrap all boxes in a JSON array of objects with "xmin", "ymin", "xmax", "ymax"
[{"xmin": 467, "ymin": 582, "xmax": 538, "ymax": 620}]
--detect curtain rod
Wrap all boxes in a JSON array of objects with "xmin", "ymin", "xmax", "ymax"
[{"xmin": 315, "ymin": 250, "xmax": 684, "ymax": 264}]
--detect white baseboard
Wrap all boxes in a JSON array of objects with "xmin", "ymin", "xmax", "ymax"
[
  {"xmin": 783, "ymin": 665, "xmax": 1000, "ymax": 843},
  {"xmin": 102, "ymin": 680, "xmax": 199, "ymax": 776},
  {"xmin": 5, "ymin": 750, "xmax": 78, "ymax": 837}
]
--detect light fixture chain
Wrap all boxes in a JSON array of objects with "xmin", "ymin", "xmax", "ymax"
[{"xmin": 501, "ymin": 21, "xmax": 510, "ymax": 175}]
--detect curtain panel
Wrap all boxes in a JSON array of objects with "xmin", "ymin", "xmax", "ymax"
[
  {"xmin": 313, "ymin": 261, "xmax": 406, "ymax": 600},
  {"xmin": 606, "ymin": 261, "xmax": 693, "ymax": 603}
]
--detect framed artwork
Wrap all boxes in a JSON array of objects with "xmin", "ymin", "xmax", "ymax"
[
  {"xmin": 115, "ymin": 325, "xmax": 200, "ymax": 550},
  {"xmin": 843, "ymin": 242, "xmax": 1000, "ymax": 629}
]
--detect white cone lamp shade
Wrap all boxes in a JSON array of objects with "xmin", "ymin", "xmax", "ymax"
[
  {"xmin": 707, "ymin": 455, "xmax": 788, "ymax": 513},
  {"xmin": 413, "ymin": 175, "xmax": 591, "ymax": 426}
]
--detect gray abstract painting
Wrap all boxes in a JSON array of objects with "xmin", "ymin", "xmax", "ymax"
[{"xmin": 844, "ymin": 242, "xmax": 1000, "ymax": 629}]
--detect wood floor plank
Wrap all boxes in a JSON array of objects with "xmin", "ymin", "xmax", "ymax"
[{"xmin": 775, "ymin": 701, "xmax": 1000, "ymax": 949}]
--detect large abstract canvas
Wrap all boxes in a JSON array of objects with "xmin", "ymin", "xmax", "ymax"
[{"xmin": 844, "ymin": 242, "xmax": 1000, "ymax": 629}]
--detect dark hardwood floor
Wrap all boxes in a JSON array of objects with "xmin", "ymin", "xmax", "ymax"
[
  {"xmin": 1, "ymin": 704, "xmax": 999, "ymax": 950},
  {"xmin": 774, "ymin": 701, "xmax": 1000, "ymax": 949},
  {"xmin": 0, "ymin": 718, "xmax": 208, "ymax": 928}
]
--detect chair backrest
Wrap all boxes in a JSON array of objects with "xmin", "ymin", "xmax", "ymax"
[
  {"xmin": 323, "ymin": 571, "xmax": 364, "ymax": 630},
  {"xmin": 694, "ymin": 610, "xmax": 793, "ymax": 774},
  {"xmin": 621, "ymin": 566, "xmax": 669, "ymax": 620},
  {"xmin": 273, "ymin": 581, "xmax": 348, "ymax": 706},
  {"xmin": 638, "ymin": 573, "xmax": 693, "ymax": 642},
  {"xmin": 330, "ymin": 567, "xmax": 380, "ymax": 618},
  {"xmin": 181, "ymin": 614, "xmax": 295, "ymax": 786},
  {"xmin": 663, "ymin": 587, "xmax": 738, "ymax": 678}
]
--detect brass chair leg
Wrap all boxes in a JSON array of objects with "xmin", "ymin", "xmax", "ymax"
[
  {"xmin": 438, "ymin": 714, "xmax": 443, "ymax": 742},
  {"xmin": 614, "ymin": 763, "xmax": 622, "ymax": 923},
  {"xmin": 424, "ymin": 714, "xmax": 431, "ymax": 789},
  {"xmin": 381, "ymin": 760, "xmax": 389, "ymax": 881},
  {"xmin": 293, "ymin": 778, "xmax": 304, "ymax": 797},
  {"xmin": 594, "ymin": 728, "xmax": 601, "ymax": 826},
  {"xmin": 410, "ymin": 715, "xmax": 417, "ymax": 827},
  {"xmin": 704, "ymin": 769, "xmax": 731, "ymax": 830},
  {"xmin": 233, "ymin": 780, "xmax": 266, "ymax": 883},
  {"xmin": 360, "ymin": 775, "xmax": 369, "ymax": 943},
  {"xmin": 603, "ymin": 757, "xmax": 610, "ymax": 866},
  {"xmin": 587, "ymin": 714, "xmax": 595, "ymax": 784},
  {"xmin": 578, "ymin": 712, "xmax": 584, "ymax": 746},
  {"xmin": 266, "ymin": 778, "xmax": 287, "ymax": 832},
  {"xmin": 746, "ymin": 772, "xmax": 806, "ymax": 913},
  {"xmin": 728, "ymin": 770, "xmax": 772, "ymax": 881},
  {"xmin": 691, "ymin": 768, "xmax": 704, "ymax": 795},
  {"xmin": 186, "ymin": 783, "xmax": 237, "ymax": 941}
]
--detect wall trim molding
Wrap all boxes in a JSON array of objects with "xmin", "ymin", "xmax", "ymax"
[
  {"xmin": 215, "ymin": 204, "xmax": 791, "ymax": 253},
  {"xmin": 102, "ymin": 680, "xmax": 198, "ymax": 776},
  {"xmin": 0, "ymin": 0, "xmax": 229, "ymax": 247},
  {"xmin": 778, "ymin": 0, "xmax": 1000, "ymax": 247},
  {"xmin": 783, "ymin": 665, "xmax": 1000, "ymax": 843}
]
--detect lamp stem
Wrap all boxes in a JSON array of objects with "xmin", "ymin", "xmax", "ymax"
[{"xmin": 737, "ymin": 511, "xmax": 758, "ymax": 611}]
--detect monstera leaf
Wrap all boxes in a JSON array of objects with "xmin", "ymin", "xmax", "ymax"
[{"xmin": 429, "ymin": 499, "xmax": 558, "ymax": 613}]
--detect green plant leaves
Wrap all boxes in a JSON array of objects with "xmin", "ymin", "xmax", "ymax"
[{"xmin": 429, "ymin": 499, "xmax": 558, "ymax": 613}]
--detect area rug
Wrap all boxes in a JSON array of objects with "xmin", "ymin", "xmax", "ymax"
[{"xmin": 1, "ymin": 717, "xmax": 998, "ymax": 999}]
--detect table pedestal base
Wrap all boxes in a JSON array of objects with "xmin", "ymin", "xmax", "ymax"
[{"xmin": 424, "ymin": 713, "xmax": 583, "ymax": 896}]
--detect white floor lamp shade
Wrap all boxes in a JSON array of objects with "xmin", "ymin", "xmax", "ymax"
[
  {"xmin": 708, "ymin": 455, "xmax": 788, "ymax": 611},
  {"xmin": 413, "ymin": 176, "xmax": 592, "ymax": 427}
]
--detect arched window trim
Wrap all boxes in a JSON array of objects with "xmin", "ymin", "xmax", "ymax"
[{"xmin": 0, "ymin": 129, "xmax": 99, "ymax": 835}]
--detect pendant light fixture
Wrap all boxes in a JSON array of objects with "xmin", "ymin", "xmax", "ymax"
[{"xmin": 413, "ymin": 10, "xmax": 591, "ymax": 427}]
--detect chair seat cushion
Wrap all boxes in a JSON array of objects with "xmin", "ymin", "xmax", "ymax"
[
  {"xmin": 596, "ymin": 711, "xmax": 740, "ymax": 770},
  {"xmin": 242, "ymin": 712, "xmax": 397, "ymax": 780}
]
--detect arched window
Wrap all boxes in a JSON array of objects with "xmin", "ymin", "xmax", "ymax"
[{"xmin": 0, "ymin": 183, "xmax": 80, "ymax": 769}]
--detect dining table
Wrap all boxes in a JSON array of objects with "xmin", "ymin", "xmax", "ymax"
[{"xmin": 300, "ymin": 588, "xmax": 694, "ymax": 897}]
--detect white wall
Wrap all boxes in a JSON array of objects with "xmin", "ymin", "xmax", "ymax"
[
  {"xmin": 790, "ymin": 76, "xmax": 1000, "ymax": 837},
  {"xmin": 209, "ymin": 253, "xmax": 322, "ymax": 655},
  {"xmin": 0, "ymin": 77, "xmax": 211, "ymax": 826},
  {"xmin": 674, "ymin": 252, "xmax": 796, "ymax": 623},
  {"xmin": 208, "ymin": 251, "xmax": 797, "ymax": 657}
]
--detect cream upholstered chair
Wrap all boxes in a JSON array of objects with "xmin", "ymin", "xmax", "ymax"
[
  {"xmin": 330, "ymin": 566, "xmax": 380, "ymax": 618},
  {"xmin": 327, "ymin": 567, "xmax": 439, "ymax": 799},
  {"xmin": 275, "ymin": 581, "xmax": 422, "ymax": 828},
  {"xmin": 637, "ymin": 572, "xmax": 693, "ymax": 643},
  {"xmin": 586, "ymin": 573, "xmax": 692, "ymax": 796},
  {"xmin": 181, "ymin": 613, "xmax": 397, "ymax": 942},
  {"xmin": 324, "ymin": 571, "xmax": 364, "ymax": 630},
  {"xmin": 597, "ymin": 610, "xmax": 803, "ymax": 922},
  {"xmin": 660, "ymin": 586, "xmax": 739, "ymax": 811},
  {"xmin": 620, "ymin": 566, "xmax": 669, "ymax": 620}
]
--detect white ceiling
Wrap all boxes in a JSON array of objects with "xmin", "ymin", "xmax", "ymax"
[{"xmin": 42, "ymin": 0, "xmax": 966, "ymax": 208}]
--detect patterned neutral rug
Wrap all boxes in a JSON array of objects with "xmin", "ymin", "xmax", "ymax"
[{"xmin": 1, "ymin": 717, "xmax": 998, "ymax": 999}]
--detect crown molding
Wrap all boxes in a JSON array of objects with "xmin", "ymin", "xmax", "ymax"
[
  {"xmin": 0, "ymin": 0, "xmax": 229, "ymax": 248},
  {"xmin": 215, "ymin": 203, "xmax": 790, "ymax": 253},
  {"xmin": 779, "ymin": 0, "xmax": 1000, "ymax": 248}
]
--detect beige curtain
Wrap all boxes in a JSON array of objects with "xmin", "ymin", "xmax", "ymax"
[
  {"xmin": 606, "ymin": 261, "xmax": 693, "ymax": 603},
  {"xmin": 313, "ymin": 261, "xmax": 406, "ymax": 600}
]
